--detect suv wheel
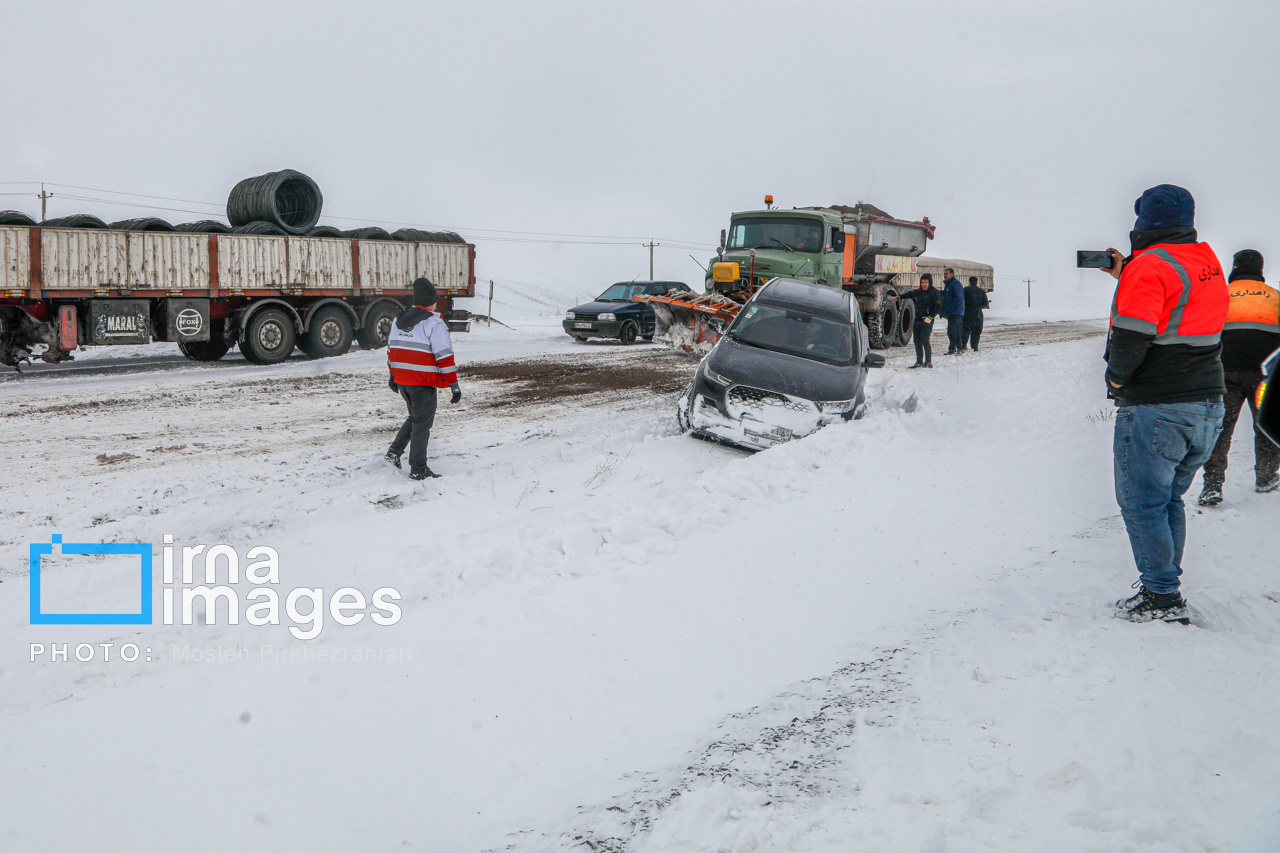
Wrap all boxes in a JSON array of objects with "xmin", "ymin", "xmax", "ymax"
[{"xmin": 619, "ymin": 321, "xmax": 638, "ymax": 345}]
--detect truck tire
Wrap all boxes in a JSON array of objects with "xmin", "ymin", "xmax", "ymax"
[
  {"xmin": 357, "ymin": 303, "xmax": 399, "ymax": 350},
  {"xmin": 619, "ymin": 321, "xmax": 638, "ymax": 345},
  {"xmin": 866, "ymin": 301, "xmax": 897, "ymax": 350},
  {"xmin": 240, "ymin": 308, "xmax": 296, "ymax": 365},
  {"xmin": 300, "ymin": 306, "xmax": 354, "ymax": 359},
  {"xmin": 178, "ymin": 338, "xmax": 230, "ymax": 362},
  {"xmin": 896, "ymin": 300, "xmax": 915, "ymax": 346}
]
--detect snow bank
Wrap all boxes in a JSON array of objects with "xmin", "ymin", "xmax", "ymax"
[{"xmin": 2, "ymin": 331, "xmax": 1277, "ymax": 852}]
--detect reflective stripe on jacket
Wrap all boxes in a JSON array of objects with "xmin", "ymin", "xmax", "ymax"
[
  {"xmin": 1110, "ymin": 242, "xmax": 1228, "ymax": 346},
  {"xmin": 1222, "ymin": 279, "xmax": 1280, "ymax": 333},
  {"xmin": 388, "ymin": 312, "xmax": 457, "ymax": 387}
]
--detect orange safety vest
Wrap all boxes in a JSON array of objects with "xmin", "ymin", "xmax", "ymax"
[
  {"xmin": 1222, "ymin": 279, "xmax": 1280, "ymax": 333},
  {"xmin": 1111, "ymin": 241, "xmax": 1228, "ymax": 345}
]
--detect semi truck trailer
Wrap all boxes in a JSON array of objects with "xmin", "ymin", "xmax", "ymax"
[{"xmin": 0, "ymin": 225, "xmax": 475, "ymax": 368}]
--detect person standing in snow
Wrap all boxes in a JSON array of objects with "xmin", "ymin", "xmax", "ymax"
[
  {"xmin": 1197, "ymin": 250, "xmax": 1280, "ymax": 505},
  {"xmin": 385, "ymin": 277, "xmax": 462, "ymax": 480},
  {"xmin": 900, "ymin": 273, "xmax": 941, "ymax": 368},
  {"xmin": 942, "ymin": 267, "xmax": 965, "ymax": 354},
  {"xmin": 1100, "ymin": 184, "xmax": 1228, "ymax": 624},
  {"xmin": 962, "ymin": 275, "xmax": 990, "ymax": 351}
]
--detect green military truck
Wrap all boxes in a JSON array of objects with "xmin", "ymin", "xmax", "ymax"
[{"xmin": 702, "ymin": 201, "xmax": 938, "ymax": 348}]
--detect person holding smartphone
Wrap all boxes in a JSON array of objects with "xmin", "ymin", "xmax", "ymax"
[{"xmin": 1100, "ymin": 184, "xmax": 1228, "ymax": 624}]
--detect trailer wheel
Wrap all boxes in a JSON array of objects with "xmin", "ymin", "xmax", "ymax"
[
  {"xmin": 300, "ymin": 306, "xmax": 354, "ymax": 359},
  {"xmin": 896, "ymin": 300, "xmax": 915, "ymax": 346},
  {"xmin": 240, "ymin": 308, "xmax": 296, "ymax": 365},
  {"xmin": 357, "ymin": 303, "xmax": 399, "ymax": 350},
  {"xmin": 177, "ymin": 338, "xmax": 230, "ymax": 362},
  {"xmin": 866, "ymin": 301, "xmax": 897, "ymax": 350},
  {"xmin": 618, "ymin": 321, "xmax": 638, "ymax": 345}
]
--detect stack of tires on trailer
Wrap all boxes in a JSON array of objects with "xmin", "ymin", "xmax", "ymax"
[{"xmin": 0, "ymin": 170, "xmax": 476, "ymax": 368}]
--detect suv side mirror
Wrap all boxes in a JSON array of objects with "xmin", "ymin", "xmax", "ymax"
[
  {"xmin": 720, "ymin": 229, "xmax": 727, "ymax": 250},
  {"xmin": 831, "ymin": 229, "xmax": 845, "ymax": 252},
  {"xmin": 861, "ymin": 353, "xmax": 886, "ymax": 369}
]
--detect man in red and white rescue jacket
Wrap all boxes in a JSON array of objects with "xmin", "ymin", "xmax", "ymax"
[{"xmin": 385, "ymin": 278, "xmax": 462, "ymax": 480}]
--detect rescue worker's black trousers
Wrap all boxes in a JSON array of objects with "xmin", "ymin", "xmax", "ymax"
[
  {"xmin": 913, "ymin": 319, "xmax": 934, "ymax": 364},
  {"xmin": 389, "ymin": 385, "xmax": 438, "ymax": 473},
  {"xmin": 1203, "ymin": 370, "xmax": 1280, "ymax": 485},
  {"xmin": 963, "ymin": 312, "xmax": 983, "ymax": 350}
]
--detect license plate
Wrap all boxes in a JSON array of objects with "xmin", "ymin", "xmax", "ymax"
[{"xmin": 574, "ymin": 322, "xmax": 593, "ymax": 329}]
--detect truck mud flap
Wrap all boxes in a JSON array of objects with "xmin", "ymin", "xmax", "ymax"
[
  {"xmin": 156, "ymin": 298, "xmax": 211, "ymax": 342},
  {"xmin": 88, "ymin": 299, "xmax": 151, "ymax": 345}
]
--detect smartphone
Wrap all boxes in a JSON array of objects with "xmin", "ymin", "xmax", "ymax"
[{"xmin": 1077, "ymin": 250, "xmax": 1114, "ymax": 269}]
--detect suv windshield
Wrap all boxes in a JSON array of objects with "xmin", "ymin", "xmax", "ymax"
[
  {"xmin": 729, "ymin": 302, "xmax": 854, "ymax": 364},
  {"xmin": 727, "ymin": 217, "xmax": 824, "ymax": 253}
]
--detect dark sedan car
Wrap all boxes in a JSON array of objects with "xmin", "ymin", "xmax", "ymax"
[
  {"xmin": 677, "ymin": 278, "xmax": 885, "ymax": 451},
  {"xmin": 564, "ymin": 281, "xmax": 691, "ymax": 344}
]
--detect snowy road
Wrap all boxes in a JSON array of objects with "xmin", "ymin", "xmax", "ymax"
[
  {"xmin": 0, "ymin": 317, "xmax": 1107, "ymax": 381},
  {"xmin": 3, "ymin": 316, "xmax": 1277, "ymax": 852}
]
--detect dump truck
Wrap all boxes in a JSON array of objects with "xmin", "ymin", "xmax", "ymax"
[
  {"xmin": 642, "ymin": 201, "xmax": 972, "ymax": 351},
  {"xmin": 0, "ymin": 224, "xmax": 475, "ymax": 369}
]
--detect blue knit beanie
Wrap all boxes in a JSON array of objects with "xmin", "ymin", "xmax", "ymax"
[{"xmin": 1133, "ymin": 184, "xmax": 1195, "ymax": 232}]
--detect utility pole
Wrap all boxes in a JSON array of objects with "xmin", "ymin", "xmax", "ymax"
[
  {"xmin": 487, "ymin": 279, "xmax": 494, "ymax": 328},
  {"xmin": 645, "ymin": 240, "xmax": 659, "ymax": 280},
  {"xmin": 39, "ymin": 183, "xmax": 52, "ymax": 221},
  {"xmin": 1024, "ymin": 277, "xmax": 1035, "ymax": 307}
]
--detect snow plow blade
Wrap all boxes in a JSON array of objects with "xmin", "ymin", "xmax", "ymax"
[{"xmin": 634, "ymin": 292, "xmax": 742, "ymax": 352}]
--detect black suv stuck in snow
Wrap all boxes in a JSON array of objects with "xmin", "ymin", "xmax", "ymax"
[{"xmin": 564, "ymin": 281, "xmax": 691, "ymax": 344}]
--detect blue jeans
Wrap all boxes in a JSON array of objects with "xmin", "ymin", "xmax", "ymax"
[{"xmin": 1113, "ymin": 401, "xmax": 1224, "ymax": 594}]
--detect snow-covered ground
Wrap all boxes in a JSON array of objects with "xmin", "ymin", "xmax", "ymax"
[{"xmin": 2, "ymin": 314, "xmax": 1277, "ymax": 852}]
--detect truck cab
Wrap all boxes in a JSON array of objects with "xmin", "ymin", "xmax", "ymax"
[
  {"xmin": 710, "ymin": 209, "xmax": 845, "ymax": 292},
  {"xmin": 706, "ymin": 203, "xmax": 935, "ymax": 349}
]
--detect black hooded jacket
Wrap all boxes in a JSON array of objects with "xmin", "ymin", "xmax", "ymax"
[{"xmin": 900, "ymin": 287, "xmax": 942, "ymax": 321}]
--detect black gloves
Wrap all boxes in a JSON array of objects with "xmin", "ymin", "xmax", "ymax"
[
  {"xmin": 450, "ymin": 384, "xmax": 462, "ymax": 404},
  {"xmin": 388, "ymin": 375, "xmax": 399, "ymax": 394}
]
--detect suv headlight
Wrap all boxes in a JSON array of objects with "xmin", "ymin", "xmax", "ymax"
[
  {"xmin": 598, "ymin": 312, "xmax": 616, "ymax": 321},
  {"xmin": 565, "ymin": 311, "xmax": 576, "ymax": 320},
  {"xmin": 703, "ymin": 364, "xmax": 731, "ymax": 387}
]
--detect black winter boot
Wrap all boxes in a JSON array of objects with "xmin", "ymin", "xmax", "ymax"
[
  {"xmin": 385, "ymin": 450, "xmax": 402, "ymax": 470},
  {"xmin": 1115, "ymin": 586, "xmax": 1189, "ymax": 625},
  {"xmin": 409, "ymin": 467, "xmax": 441, "ymax": 480},
  {"xmin": 1197, "ymin": 475, "xmax": 1224, "ymax": 507},
  {"xmin": 1257, "ymin": 472, "xmax": 1279, "ymax": 494}
]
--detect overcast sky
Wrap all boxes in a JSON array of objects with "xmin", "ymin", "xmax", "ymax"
[{"xmin": 2, "ymin": 0, "xmax": 1276, "ymax": 309}]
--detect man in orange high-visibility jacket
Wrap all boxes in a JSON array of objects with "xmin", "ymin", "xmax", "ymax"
[
  {"xmin": 1101, "ymin": 184, "xmax": 1228, "ymax": 625},
  {"xmin": 1197, "ymin": 250, "xmax": 1280, "ymax": 505},
  {"xmin": 385, "ymin": 278, "xmax": 461, "ymax": 480}
]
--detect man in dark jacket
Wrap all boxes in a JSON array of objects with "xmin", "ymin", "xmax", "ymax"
[
  {"xmin": 899, "ymin": 273, "xmax": 941, "ymax": 367},
  {"xmin": 1197, "ymin": 250, "xmax": 1280, "ymax": 505},
  {"xmin": 1101, "ymin": 184, "xmax": 1228, "ymax": 624},
  {"xmin": 962, "ymin": 276, "xmax": 990, "ymax": 351},
  {"xmin": 942, "ymin": 268, "xmax": 965, "ymax": 354}
]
